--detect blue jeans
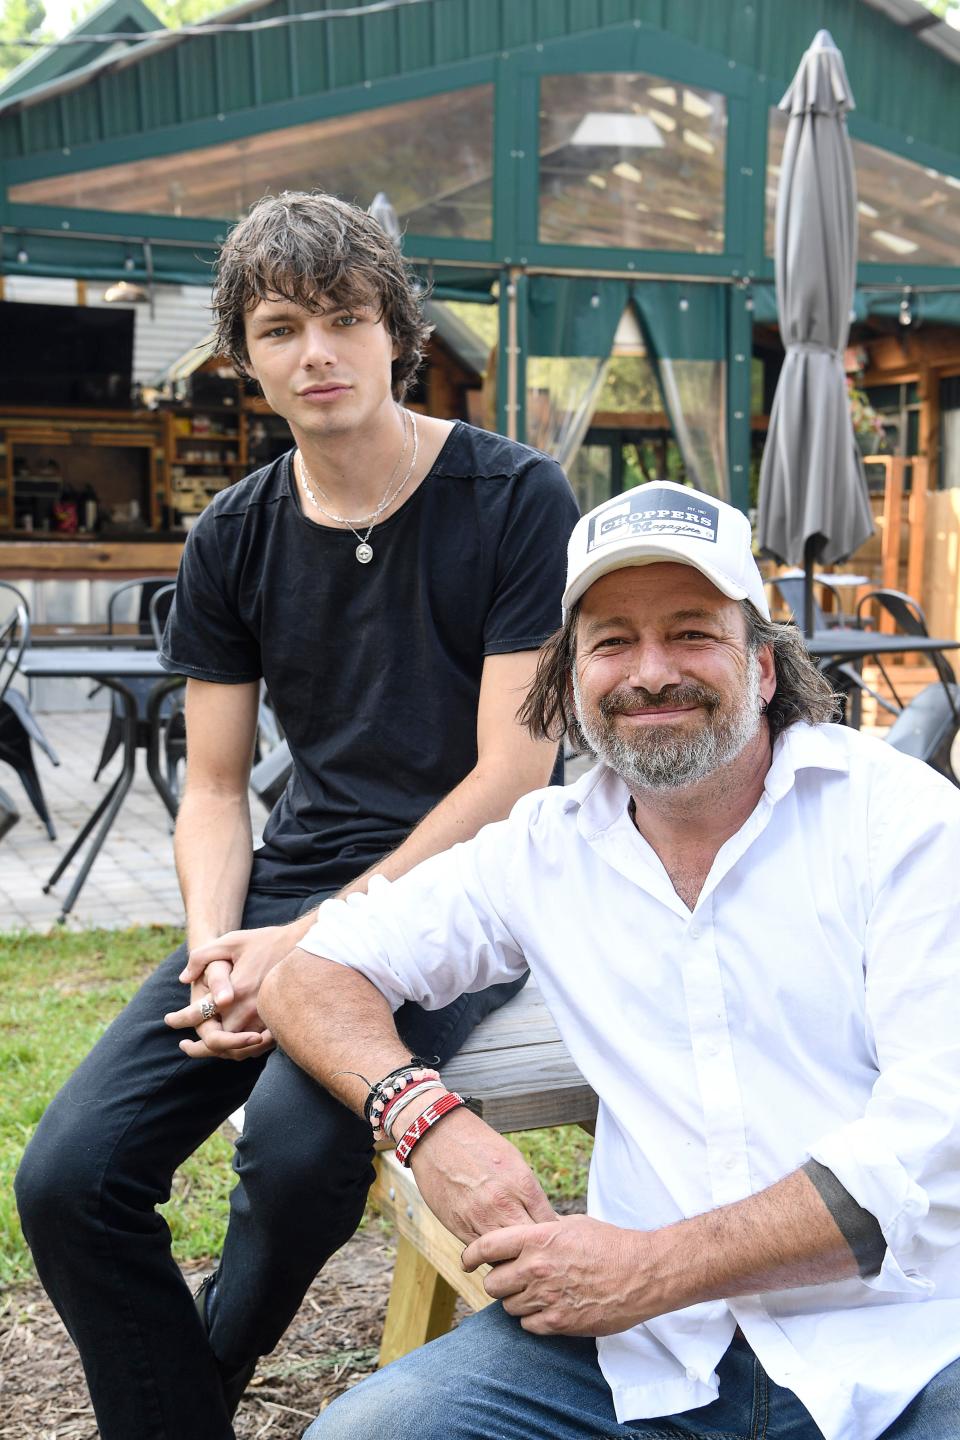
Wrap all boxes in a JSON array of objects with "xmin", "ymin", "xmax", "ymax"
[
  {"xmin": 15, "ymin": 883, "xmax": 526, "ymax": 1440},
  {"xmin": 305, "ymin": 1302, "xmax": 960, "ymax": 1440}
]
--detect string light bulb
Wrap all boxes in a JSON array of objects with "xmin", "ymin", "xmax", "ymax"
[{"xmin": 898, "ymin": 289, "xmax": 915, "ymax": 327}]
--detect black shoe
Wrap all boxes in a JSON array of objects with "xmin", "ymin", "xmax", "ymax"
[{"xmin": 194, "ymin": 1272, "xmax": 258, "ymax": 1420}]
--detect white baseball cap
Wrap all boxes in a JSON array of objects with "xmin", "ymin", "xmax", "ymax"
[{"xmin": 562, "ymin": 480, "xmax": 770, "ymax": 620}]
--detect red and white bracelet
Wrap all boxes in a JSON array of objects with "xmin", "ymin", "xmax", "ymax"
[
  {"xmin": 394, "ymin": 1090, "xmax": 467, "ymax": 1167},
  {"xmin": 366, "ymin": 1066, "xmax": 441, "ymax": 1138},
  {"xmin": 381, "ymin": 1081, "xmax": 445, "ymax": 1141}
]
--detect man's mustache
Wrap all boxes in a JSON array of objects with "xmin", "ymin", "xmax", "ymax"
[{"xmin": 599, "ymin": 682, "xmax": 720, "ymax": 718}]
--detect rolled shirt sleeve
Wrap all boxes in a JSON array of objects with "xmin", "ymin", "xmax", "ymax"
[
  {"xmin": 297, "ymin": 811, "xmax": 529, "ymax": 1011},
  {"xmin": 807, "ymin": 769, "xmax": 960, "ymax": 1296}
]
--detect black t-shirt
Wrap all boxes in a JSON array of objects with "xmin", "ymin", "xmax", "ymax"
[{"xmin": 159, "ymin": 421, "xmax": 579, "ymax": 895}]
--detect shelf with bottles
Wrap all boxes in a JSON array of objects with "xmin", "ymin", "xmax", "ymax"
[
  {"xmin": 171, "ymin": 456, "xmax": 246, "ymax": 467},
  {"xmin": 0, "ymin": 418, "xmax": 163, "ymax": 535},
  {"xmin": 163, "ymin": 409, "xmax": 249, "ymax": 528},
  {"xmin": 244, "ymin": 407, "xmax": 294, "ymax": 470},
  {"xmin": 168, "ymin": 463, "xmax": 235, "ymax": 531},
  {"xmin": 169, "ymin": 413, "xmax": 244, "ymax": 467}
]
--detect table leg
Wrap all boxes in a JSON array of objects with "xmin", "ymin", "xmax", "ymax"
[
  {"xmin": 43, "ymin": 773, "xmax": 124, "ymax": 889},
  {"xmin": 44, "ymin": 682, "xmax": 139, "ymax": 922}
]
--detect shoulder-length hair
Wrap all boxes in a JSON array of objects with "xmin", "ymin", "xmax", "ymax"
[{"xmin": 518, "ymin": 599, "xmax": 840, "ymax": 750}]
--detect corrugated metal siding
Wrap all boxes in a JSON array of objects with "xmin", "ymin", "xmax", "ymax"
[
  {"xmin": 756, "ymin": 0, "xmax": 954, "ymax": 148},
  {"xmin": 1, "ymin": 0, "xmax": 957, "ymax": 168}
]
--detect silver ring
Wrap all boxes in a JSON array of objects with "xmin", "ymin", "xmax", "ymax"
[{"xmin": 199, "ymin": 997, "xmax": 220, "ymax": 1023}]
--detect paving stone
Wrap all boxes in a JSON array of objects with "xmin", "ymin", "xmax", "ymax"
[
  {"xmin": 0, "ymin": 711, "xmax": 218, "ymax": 933},
  {"xmin": 2, "ymin": 715, "xmax": 589, "ymax": 935}
]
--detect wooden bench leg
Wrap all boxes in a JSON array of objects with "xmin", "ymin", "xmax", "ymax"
[
  {"xmin": 370, "ymin": 1151, "xmax": 493, "ymax": 1366},
  {"xmin": 379, "ymin": 1234, "xmax": 458, "ymax": 1367}
]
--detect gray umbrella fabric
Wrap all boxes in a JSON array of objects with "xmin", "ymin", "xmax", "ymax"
[{"xmin": 757, "ymin": 30, "xmax": 874, "ymax": 626}]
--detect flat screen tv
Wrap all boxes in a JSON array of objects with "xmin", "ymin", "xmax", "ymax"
[{"xmin": 0, "ymin": 301, "xmax": 135, "ymax": 407}]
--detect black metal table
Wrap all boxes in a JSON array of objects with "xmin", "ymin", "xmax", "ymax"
[
  {"xmin": 804, "ymin": 631, "xmax": 960, "ymax": 664},
  {"xmin": 804, "ymin": 631, "xmax": 960, "ymax": 730},
  {"xmin": 18, "ymin": 648, "xmax": 185, "ymax": 921},
  {"xmin": 29, "ymin": 630, "xmax": 157, "ymax": 649}
]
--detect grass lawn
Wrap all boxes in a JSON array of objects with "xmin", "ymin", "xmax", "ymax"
[{"xmin": 0, "ymin": 926, "xmax": 592, "ymax": 1290}]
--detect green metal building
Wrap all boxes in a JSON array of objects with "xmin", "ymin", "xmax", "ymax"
[{"xmin": 2, "ymin": 0, "xmax": 960, "ymax": 508}]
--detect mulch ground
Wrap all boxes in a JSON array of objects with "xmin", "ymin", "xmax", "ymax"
[
  {"xmin": 1, "ymin": 1197, "xmax": 587, "ymax": 1437},
  {"xmin": 0, "ymin": 1220, "xmax": 398, "ymax": 1440}
]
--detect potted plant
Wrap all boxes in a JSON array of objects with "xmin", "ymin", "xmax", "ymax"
[{"xmin": 847, "ymin": 378, "xmax": 888, "ymax": 456}]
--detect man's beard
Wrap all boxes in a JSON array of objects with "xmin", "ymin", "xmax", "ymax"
[{"xmin": 572, "ymin": 652, "xmax": 763, "ymax": 792}]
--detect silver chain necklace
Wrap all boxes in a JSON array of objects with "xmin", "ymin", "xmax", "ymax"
[
  {"xmin": 299, "ymin": 407, "xmax": 409, "ymax": 526},
  {"xmin": 297, "ymin": 408, "xmax": 419, "ymax": 564}
]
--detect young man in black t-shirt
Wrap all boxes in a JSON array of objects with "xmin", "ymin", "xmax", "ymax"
[{"xmin": 16, "ymin": 193, "xmax": 578, "ymax": 1440}]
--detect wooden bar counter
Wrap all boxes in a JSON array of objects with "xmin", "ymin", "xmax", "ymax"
[{"xmin": 0, "ymin": 537, "xmax": 183, "ymax": 579}]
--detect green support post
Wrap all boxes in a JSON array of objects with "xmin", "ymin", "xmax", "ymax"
[
  {"xmin": 727, "ymin": 283, "xmax": 753, "ymax": 515},
  {"xmin": 514, "ymin": 270, "xmax": 528, "ymax": 447},
  {"xmin": 496, "ymin": 268, "xmax": 528, "ymax": 444}
]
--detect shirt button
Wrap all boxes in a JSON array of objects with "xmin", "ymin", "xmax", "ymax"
[
  {"xmin": 703, "ymin": 1041, "xmax": 719, "ymax": 1057},
  {"xmin": 723, "ymin": 1153, "xmax": 738, "ymax": 1169},
  {"xmin": 685, "ymin": 1366, "xmax": 699, "ymax": 1382},
  {"xmin": 689, "ymin": 925, "xmax": 702, "ymax": 939}
]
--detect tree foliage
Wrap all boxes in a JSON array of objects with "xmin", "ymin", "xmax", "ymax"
[
  {"xmin": 0, "ymin": 0, "xmax": 233, "ymax": 83},
  {"xmin": 138, "ymin": 0, "xmax": 230, "ymax": 26},
  {"xmin": 916, "ymin": 0, "xmax": 960, "ymax": 18},
  {"xmin": 0, "ymin": 0, "xmax": 49, "ymax": 81}
]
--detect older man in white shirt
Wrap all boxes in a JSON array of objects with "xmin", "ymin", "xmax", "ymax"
[{"xmin": 252, "ymin": 482, "xmax": 960, "ymax": 1440}]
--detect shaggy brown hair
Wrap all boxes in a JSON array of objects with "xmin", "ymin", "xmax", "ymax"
[
  {"xmin": 518, "ymin": 598, "xmax": 840, "ymax": 751},
  {"xmin": 211, "ymin": 191, "xmax": 432, "ymax": 399}
]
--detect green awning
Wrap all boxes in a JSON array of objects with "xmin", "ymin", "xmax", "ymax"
[
  {"xmin": 632, "ymin": 282, "xmax": 727, "ymax": 362},
  {"xmin": 528, "ymin": 276, "xmax": 629, "ymax": 358},
  {"xmin": 528, "ymin": 275, "xmax": 727, "ymax": 360},
  {"xmin": 752, "ymin": 281, "xmax": 960, "ymax": 329}
]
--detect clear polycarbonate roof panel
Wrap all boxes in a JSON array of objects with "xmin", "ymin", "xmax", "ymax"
[
  {"xmin": 10, "ymin": 85, "xmax": 494, "ymax": 241},
  {"xmin": 538, "ymin": 72, "xmax": 728, "ymax": 253},
  {"xmin": 766, "ymin": 107, "xmax": 960, "ymax": 266}
]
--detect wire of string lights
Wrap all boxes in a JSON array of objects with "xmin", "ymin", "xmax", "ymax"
[{"xmin": 10, "ymin": 0, "xmax": 446, "ymax": 49}]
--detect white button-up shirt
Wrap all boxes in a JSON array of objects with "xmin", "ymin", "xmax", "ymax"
[{"xmin": 299, "ymin": 723, "xmax": 960, "ymax": 1440}]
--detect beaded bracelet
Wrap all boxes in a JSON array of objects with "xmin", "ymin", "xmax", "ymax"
[
  {"xmin": 367, "ymin": 1067, "xmax": 441, "ymax": 1135},
  {"xmin": 395, "ymin": 1091, "xmax": 467, "ymax": 1167},
  {"xmin": 371, "ymin": 1076, "xmax": 437, "ymax": 1140},
  {"xmin": 381, "ymin": 1081, "xmax": 446, "ymax": 1142},
  {"xmin": 363, "ymin": 1057, "xmax": 438, "ymax": 1125}
]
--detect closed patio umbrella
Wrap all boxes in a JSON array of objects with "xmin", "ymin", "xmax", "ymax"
[{"xmin": 757, "ymin": 29, "xmax": 874, "ymax": 635}]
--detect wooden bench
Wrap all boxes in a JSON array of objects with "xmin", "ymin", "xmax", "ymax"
[{"xmin": 370, "ymin": 978, "xmax": 597, "ymax": 1365}]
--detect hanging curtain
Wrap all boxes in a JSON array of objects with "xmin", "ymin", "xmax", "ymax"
[
  {"xmin": 526, "ymin": 277, "xmax": 627, "ymax": 467},
  {"xmin": 526, "ymin": 355, "xmax": 611, "ymax": 467},
  {"xmin": 632, "ymin": 282, "xmax": 729, "ymax": 499},
  {"xmin": 525, "ymin": 276, "xmax": 729, "ymax": 494}
]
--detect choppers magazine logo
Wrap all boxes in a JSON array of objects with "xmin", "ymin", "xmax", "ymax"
[{"xmin": 587, "ymin": 490, "xmax": 719, "ymax": 552}]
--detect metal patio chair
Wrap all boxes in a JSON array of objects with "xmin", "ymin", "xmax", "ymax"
[
  {"xmin": 92, "ymin": 576, "xmax": 179, "ymax": 781},
  {"xmin": 147, "ymin": 583, "xmax": 187, "ymax": 802},
  {"xmin": 146, "ymin": 589, "xmax": 289, "ymax": 812},
  {"xmin": 857, "ymin": 589, "xmax": 960, "ymax": 785},
  {"xmin": 765, "ymin": 575, "xmax": 849, "ymax": 631},
  {"xmin": 765, "ymin": 577, "xmax": 894, "ymax": 728},
  {"xmin": 0, "ymin": 782, "xmax": 19, "ymax": 842},
  {"xmin": 0, "ymin": 580, "xmax": 59, "ymax": 840},
  {"xmin": 250, "ymin": 737, "xmax": 293, "ymax": 811}
]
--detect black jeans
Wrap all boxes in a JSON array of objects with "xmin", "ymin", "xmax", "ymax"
[{"xmin": 15, "ymin": 885, "xmax": 526, "ymax": 1440}]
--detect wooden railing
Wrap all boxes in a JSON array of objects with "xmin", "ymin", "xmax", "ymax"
[{"xmin": 866, "ymin": 456, "xmax": 929, "ymax": 633}]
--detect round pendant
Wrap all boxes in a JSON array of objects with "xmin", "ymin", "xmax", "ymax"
[{"xmin": 355, "ymin": 541, "xmax": 374, "ymax": 564}]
